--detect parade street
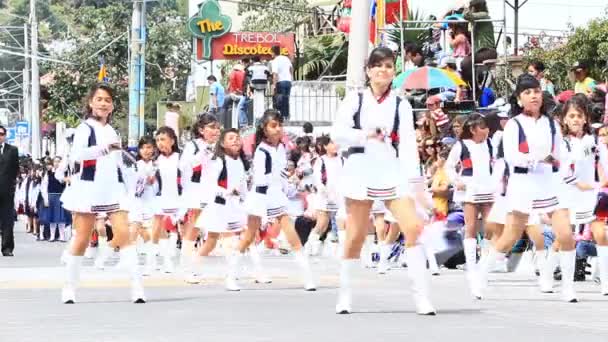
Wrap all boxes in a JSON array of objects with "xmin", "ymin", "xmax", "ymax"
[{"xmin": 0, "ymin": 223, "xmax": 606, "ymax": 342}]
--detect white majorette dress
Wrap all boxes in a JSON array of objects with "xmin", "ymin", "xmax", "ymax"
[
  {"xmin": 244, "ymin": 141, "xmax": 289, "ymax": 219},
  {"xmin": 196, "ymin": 156, "xmax": 248, "ymax": 233},
  {"xmin": 153, "ymin": 152, "xmax": 182, "ymax": 217},
  {"xmin": 180, "ymin": 138, "xmax": 214, "ymax": 210},
  {"xmin": 560, "ymin": 134, "xmax": 608, "ymax": 224},
  {"xmin": 446, "ymin": 138, "xmax": 495, "ymax": 204},
  {"xmin": 61, "ymin": 118, "xmax": 129, "ymax": 214},
  {"xmin": 332, "ymin": 89, "xmax": 419, "ymax": 202},
  {"xmin": 503, "ymin": 114, "xmax": 566, "ymax": 214},
  {"xmin": 312, "ymin": 154, "xmax": 344, "ymax": 212},
  {"xmin": 128, "ymin": 159, "xmax": 156, "ymax": 226}
]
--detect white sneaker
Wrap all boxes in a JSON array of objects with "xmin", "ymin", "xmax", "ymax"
[
  {"xmin": 185, "ymin": 273, "xmax": 201, "ymax": 284},
  {"xmin": 94, "ymin": 257, "xmax": 106, "ymax": 270},
  {"xmin": 60, "ymin": 250, "xmax": 68, "ymax": 265},
  {"xmin": 467, "ymin": 271, "xmax": 483, "ymax": 300},
  {"xmin": 163, "ymin": 259, "xmax": 175, "ymax": 274},
  {"xmin": 413, "ymin": 296, "xmax": 437, "ymax": 316},
  {"xmin": 131, "ymin": 284, "xmax": 146, "ymax": 304},
  {"xmin": 377, "ymin": 259, "xmax": 390, "ymax": 274},
  {"xmin": 254, "ymin": 274, "xmax": 272, "ymax": 284},
  {"xmin": 84, "ymin": 247, "xmax": 96, "ymax": 259},
  {"xmin": 225, "ymin": 277, "xmax": 241, "ymax": 291},
  {"xmin": 335, "ymin": 291, "xmax": 352, "ymax": 314},
  {"xmin": 61, "ymin": 286, "xmax": 75, "ymax": 304}
]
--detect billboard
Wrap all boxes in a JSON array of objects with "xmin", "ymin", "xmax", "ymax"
[
  {"xmin": 188, "ymin": 0, "xmax": 295, "ymax": 61},
  {"xmin": 195, "ymin": 32, "xmax": 296, "ymax": 61}
]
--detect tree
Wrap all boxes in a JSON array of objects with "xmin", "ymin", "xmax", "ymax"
[
  {"xmin": 36, "ymin": 0, "xmax": 191, "ymax": 136},
  {"xmin": 299, "ymin": 33, "xmax": 348, "ymax": 80},
  {"xmin": 237, "ymin": 0, "xmax": 310, "ymax": 32},
  {"xmin": 523, "ymin": 12, "xmax": 608, "ymax": 92},
  {"xmin": 386, "ymin": 8, "xmax": 431, "ymax": 56}
]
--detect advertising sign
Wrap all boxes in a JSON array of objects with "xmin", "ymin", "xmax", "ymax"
[
  {"xmin": 188, "ymin": 0, "xmax": 295, "ymax": 61},
  {"xmin": 196, "ymin": 32, "xmax": 296, "ymax": 60}
]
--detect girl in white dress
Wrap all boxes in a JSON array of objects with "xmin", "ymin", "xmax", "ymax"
[
  {"xmin": 151, "ymin": 126, "xmax": 182, "ymax": 274},
  {"xmin": 331, "ymin": 47, "xmax": 432, "ymax": 315},
  {"xmin": 180, "ymin": 114, "xmax": 220, "ymax": 282},
  {"xmin": 446, "ymin": 113, "xmax": 494, "ymax": 299},
  {"xmin": 60, "ymin": 84, "xmax": 145, "ymax": 304},
  {"xmin": 307, "ymin": 135, "xmax": 344, "ymax": 256},
  {"xmin": 559, "ymin": 95, "xmax": 608, "ymax": 295},
  {"xmin": 236, "ymin": 109, "xmax": 315, "ymax": 291},
  {"xmin": 128, "ymin": 136, "xmax": 158, "ymax": 275},
  {"xmin": 192, "ymin": 128, "xmax": 251, "ymax": 289},
  {"xmin": 479, "ymin": 74, "xmax": 578, "ymax": 302}
]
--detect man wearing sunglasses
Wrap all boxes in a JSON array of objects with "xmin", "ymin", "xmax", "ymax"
[{"xmin": 0, "ymin": 125, "xmax": 19, "ymax": 256}]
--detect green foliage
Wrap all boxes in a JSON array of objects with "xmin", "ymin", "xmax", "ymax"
[
  {"xmin": 299, "ymin": 33, "xmax": 348, "ymax": 80},
  {"xmin": 237, "ymin": 0, "xmax": 310, "ymax": 32},
  {"xmin": 386, "ymin": 7, "xmax": 431, "ymax": 51},
  {"xmin": 523, "ymin": 14, "xmax": 608, "ymax": 92},
  {"xmin": 31, "ymin": 0, "xmax": 190, "ymax": 136}
]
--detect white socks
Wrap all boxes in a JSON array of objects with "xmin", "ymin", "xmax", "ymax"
[
  {"xmin": 120, "ymin": 245, "xmax": 146, "ymax": 303},
  {"xmin": 597, "ymin": 245, "xmax": 608, "ymax": 295},
  {"xmin": 336, "ymin": 258, "xmax": 357, "ymax": 314},
  {"xmin": 294, "ymin": 249, "xmax": 316, "ymax": 290},
  {"xmin": 559, "ymin": 250, "xmax": 578, "ymax": 302},
  {"xmin": 62, "ymin": 253, "xmax": 83, "ymax": 303},
  {"xmin": 406, "ymin": 245, "xmax": 436, "ymax": 315},
  {"xmin": 463, "ymin": 238, "xmax": 478, "ymax": 272}
]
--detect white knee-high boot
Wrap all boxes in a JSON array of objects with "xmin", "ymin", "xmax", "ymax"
[
  {"xmin": 425, "ymin": 244, "xmax": 440, "ymax": 276},
  {"xmin": 159, "ymin": 238, "xmax": 174, "ymax": 273},
  {"xmin": 336, "ymin": 259, "xmax": 356, "ymax": 314},
  {"xmin": 406, "ymin": 245, "xmax": 436, "ymax": 315},
  {"xmin": 559, "ymin": 250, "xmax": 578, "ymax": 303},
  {"xmin": 143, "ymin": 241, "xmax": 157, "ymax": 275},
  {"xmin": 478, "ymin": 247, "xmax": 506, "ymax": 292},
  {"xmin": 62, "ymin": 253, "xmax": 83, "ymax": 304},
  {"xmin": 225, "ymin": 252, "xmax": 242, "ymax": 291},
  {"xmin": 120, "ymin": 245, "xmax": 146, "ymax": 303},
  {"xmin": 361, "ymin": 235, "xmax": 376, "ymax": 268},
  {"xmin": 94, "ymin": 236, "xmax": 111, "ymax": 270},
  {"xmin": 463, "ymin": 238, "xmax": 481, "ymax": 299},
  {"xmin": 377, "ymin": 242, "xmax": 392, "ymax": 274},
  {"xmin": 337, "ymin": 230, "xmax": 346, "ymax": 259},
  {"xmin": 295, "ymin": 250, "xmax": 316, "ymax": 291},
  {"xmin": 249, "ymin": 245, "xmax": 271, "ymax": 284},
  {"xmin": 596, "ymin": 245, "xmax": 608, "ymax": 295},
  {"xmin": 536, "ymin": 249, "xmax": 554, "ymax": 293},
  {"xmin": 180, "ymin": 240, "xmax": 195, "ymax": 280},
  {"xmin": 306, "ymin": 231, "xmax": 322, "ymax": 256}
]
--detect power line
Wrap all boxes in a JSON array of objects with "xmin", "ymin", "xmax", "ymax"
[
  {"xmin": 218, "ymin": 0, "xmax": 325, "ymax": 14},
  {"xmin": 490, "ymin": 0, "xmax": 607, "ymax": 8}
]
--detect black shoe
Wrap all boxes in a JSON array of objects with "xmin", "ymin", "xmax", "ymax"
[{"xmin": 2, "ymin": 251, "xmax": 14, "ymax": 257}]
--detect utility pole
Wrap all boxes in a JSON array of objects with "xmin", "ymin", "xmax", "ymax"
[
  {"xmin": 128, "ymin": 0, "xmax": 146, "ymax": 148},
  {"xmin": 506, "ymin": 0, "xmax": 528, "ymax": 55},
  {"xmin": 23, "ymin": 23, "xmax": 30, "ymax": 125},
  {"xmin": 30, "ymin": 0, "xmax": 40, "ymax": 159},
  {"xmin": 345, "ymin": 0, "xmax": 372, "ymax": 91}
]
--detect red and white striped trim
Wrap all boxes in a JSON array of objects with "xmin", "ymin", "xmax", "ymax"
[{"xmin": 366, "ymin": 186, "xmax": 397, "ymax": 199}]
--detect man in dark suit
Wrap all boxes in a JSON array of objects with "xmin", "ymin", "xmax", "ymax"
[{"xmin": 0, "ymin": 125, "xmax": 19, "ymax": 256}]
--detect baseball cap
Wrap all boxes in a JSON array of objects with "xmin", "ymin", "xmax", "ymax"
[
  {"xmin": 439, "ymin": 57, "xmax": 457, "ymax": 69},
  {"xmin": 570, "ymin": 61, "xmax": 589, "ymax": 71}
]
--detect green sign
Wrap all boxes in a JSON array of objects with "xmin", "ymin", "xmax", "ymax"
[{"xmin": 188, "ymin": 0, "xmax": 232, "ymax": 60}]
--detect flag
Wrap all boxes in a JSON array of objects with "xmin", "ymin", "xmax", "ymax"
[
  {"xmin": 97, "ymin": 57, "xmax": 109, "ymax": 83},
  {"xmin": 385, "ymin": 0, "xmax": 407, "ymax": 24}
]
